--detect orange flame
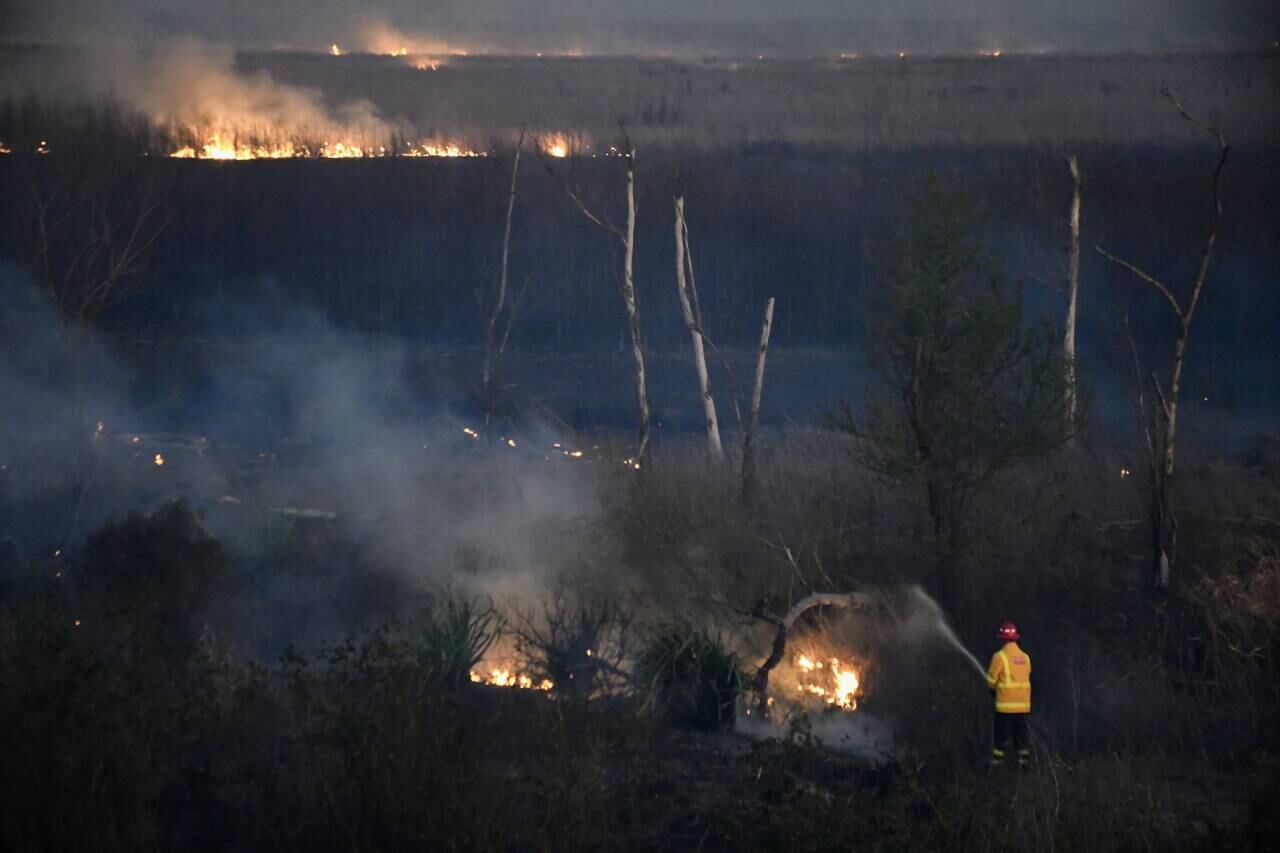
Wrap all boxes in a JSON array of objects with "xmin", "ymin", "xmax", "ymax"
[
  {"xmin": 403, "ymin": 139, "xmax": 486, "ymax": 158},
  {"xmin": 168, "ymin": 130, "xmax": 486, "ymax": 160},
  {"xmin": 540, "ymin": 133, "xmax": 573, "ymax": 158},
  {"xmin": 792, "ymin": 650, "xmax": 860, "ymax": 710},
  {"xmin": 470, "ymin": 667, "xmax": 553, "ymax": 691}
]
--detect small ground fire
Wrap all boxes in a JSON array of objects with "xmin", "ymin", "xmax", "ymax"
[
  {"xmin": 793, "ymin": 651, "xmax": 861, "ymax": 711},
  {"xmin": 470, "ymin": 667, "xmax": 554, "ymax": 691}
]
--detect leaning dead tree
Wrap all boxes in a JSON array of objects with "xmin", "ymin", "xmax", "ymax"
[
  {"xmin": 741, "ymin": 297, "xmax": 776, "ymax": 506},
  {"xmin": 731, "ymin": 592, "xmax": 872, "ymax": 716},
  {"xmin": 480, "ymin": 129, "xmax": 526, "ymax": 435},
  {"xmin": 542, "ymin": 139, "xmax": 651, "ymax": 462},
  {"xmin": 1096, "ymin": 89, "xmax": 1230, "ymax": 590},
  {"xmin": 673, "ymin": 196, "xmax": 723, "ymax": 458},
  {"xmin": 1064, "ymin": 154, "xmax": 1082, "ymax": 431}
]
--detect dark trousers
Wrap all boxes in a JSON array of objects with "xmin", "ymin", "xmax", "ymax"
[{"xmin": 992, "ymin": 713, "xmax": 1030, "ymax": 766}]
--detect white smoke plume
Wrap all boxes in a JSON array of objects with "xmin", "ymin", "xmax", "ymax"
[
  {"xmin": 131, "ymin": 41, "xmax": 394, "ymax": 146},
  {"xmin": 0, "ymin": 40, "xmax": 400, "ymax": 154}
]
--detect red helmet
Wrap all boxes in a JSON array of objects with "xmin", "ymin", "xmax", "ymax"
[{"xmin": 997, "ymin": 621, "xmax": 1020, "ymax": 641}]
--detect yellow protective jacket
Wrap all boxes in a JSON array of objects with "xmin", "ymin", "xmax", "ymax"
[{"xmin": 987, "ymin": 642, "xmax": 1031, "ymax": 714}]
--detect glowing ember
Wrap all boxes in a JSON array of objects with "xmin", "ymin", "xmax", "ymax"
[
  {"xmin": 0, "ymin": 141, "xmax": 10, "ymax": 154},
  {"xmin": 462, "ymin": 426, "xmax": 479, "ymax": 439},
  {"xmin": 153, "ymin": 453, "xmax": 165, "ymax": 466},
  {"xmin": 505, "ymin": 438, "xmax": 517, "ymax": 448},
  {"xmin": 330, "ymin": 44, "xmax": 343, "ymax": 57}
]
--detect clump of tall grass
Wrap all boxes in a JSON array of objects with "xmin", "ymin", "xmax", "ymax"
[
  {"xmin": 412, "ymin": 594, "xmax": 504, "ymax": 688},
  {"xmin": 637, "ymin": 621, "xmax": 742, "ymax": 731}
]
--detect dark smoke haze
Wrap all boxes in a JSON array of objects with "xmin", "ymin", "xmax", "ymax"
[{"xmin": 4, "ymin": 0, "xmax": 1276, "ymax": 55}]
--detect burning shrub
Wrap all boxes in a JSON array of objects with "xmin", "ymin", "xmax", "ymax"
[
  {"xmin": 637, "ymin": 622, "xmax": 742, "ymax": 731},
  {"xmin": 513, "ymin": 588, "xmax": 631, "ymax": 699}
]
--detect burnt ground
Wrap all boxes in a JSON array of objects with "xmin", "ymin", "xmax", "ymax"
[{"xmin": 356, "ymin": 685, "xmax": 1260, "ymax": 853}]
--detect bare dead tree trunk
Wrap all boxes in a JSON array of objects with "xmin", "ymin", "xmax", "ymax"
[
  {"xmin": 621, "ymin": 147, "xmax": 651, "ymax": 462},
  {"xmin": 673, "ymin": 196, "xmax": 723, "ymax": 458},
  {"xmin": 540, "ymin": 139, "xmax": 650, "ymax": 464},
  {"xmin": 1096, "ymin": 89, "xmax": 1229, "ymax": 590},
  {"xmin": 1064, "ymin": 153, "xmax": 1082, "ymax": 431},
  {"xmin": 482, "ymin": 130, "xmax": 524, "ymax": 435},
  {"xmin": 741, "ymin": 297, "xmax": 775, "ymax": 506}
]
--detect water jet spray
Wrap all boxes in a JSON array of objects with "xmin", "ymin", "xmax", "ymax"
[{"xmin": 907, "ymin": 585, "xmax": 988, "ymax": 681}]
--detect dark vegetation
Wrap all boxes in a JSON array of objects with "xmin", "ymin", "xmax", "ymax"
[
  {"xmin": 1, "ymin": 101, "xmax": 1278, "ymax": 380},
  {"xmin": 1, "ymin": 105, "xmax": 1279, "ymax": 851},
  {"xmin": 3, "ymin": 439, "xmax": 1279, "ymax": 851}
]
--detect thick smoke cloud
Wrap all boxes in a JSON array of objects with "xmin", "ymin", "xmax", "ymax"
[
  {"xmin": 5, "ymin": 0, "xmax": 1275, "ymax": 55},
  {"xmin": 127, "ymin": 42, "xmax": 392, "ymax": 142},
  {"xmin": 0, "ymin": 265, "xmax": 615, "ymax": 655}
]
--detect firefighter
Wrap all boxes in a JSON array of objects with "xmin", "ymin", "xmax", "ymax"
[{"xmin": 986, "ymin": 621, "xmax": 1031, "ymax": 768}]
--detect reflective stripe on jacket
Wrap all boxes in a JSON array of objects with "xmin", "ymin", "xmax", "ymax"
[{"xmin": 986, "ymin": 641, "xmax": 1031, "ymax": 714}]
